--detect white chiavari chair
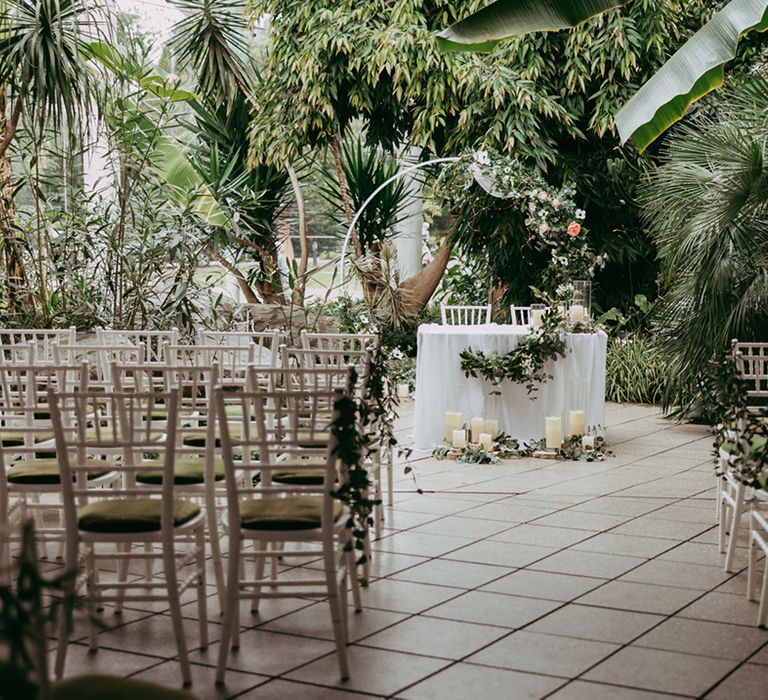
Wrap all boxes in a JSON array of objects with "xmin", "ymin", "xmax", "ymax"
[
  {"xmin": 214, "ymin": 377, "xmax": 360, "ymax": 684},
  {"xmin": 49, "ymin": 388, "xmax": 208, "ymax": 685},
  {"xmin": 510, "ymin": 305, "xmax": 533, "ymax": 326},
  {"xmin": 300, "ymin": 330, "xmax": 378, "ymax": 354},
  {"xmin": 0, "ymin": 341, "xmax": 36, "ymax": 366},
  {"xmin": 165, "ymin": 343, "xmax": 256, "ymax": 382},
  {"xmin": 718, "ymin": 341, "xmax": 768, "ymax": 572},
  {"xmin": 197, "ymin": 329, "xmax": 281, "ymax": 367},
  {"xmin": 96, "ymin": 328, "xmax": 179, "ymax": 363},
  {"xmin": 440, "ymin": 304, "xmax": 492, "ymax": 325},
  {"xmin": 52, "ymin": 343, "xmax": 145, "ymax": 393},
  {"xmin": 748, "ymin": 504, "xmax": 768, "ymax": 626},
  {"xmin": 0, "ymin": 327, "xmax": 76, "ymax": 365}
]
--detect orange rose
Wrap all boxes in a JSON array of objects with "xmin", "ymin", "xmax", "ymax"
[{"xmin": 567, "ymin": 222, "xmax": 581, "ymax": 237}]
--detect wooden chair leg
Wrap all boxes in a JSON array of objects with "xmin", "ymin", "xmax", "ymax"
[
  {"xmin": 323, "ymin": 544, "xmax": 349, "ymax": 681},
  {"xmin": 216, "ymin": 535, "xmax": 241, "ymax": 684},
  {"xmin": 163, "ymin": 541, "xmax": 191, "ymax": 686}
]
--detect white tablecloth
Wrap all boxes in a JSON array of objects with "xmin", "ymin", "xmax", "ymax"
[{"xmin": 413, "ymin": 324, "xmax": 607, "ymax": 450}]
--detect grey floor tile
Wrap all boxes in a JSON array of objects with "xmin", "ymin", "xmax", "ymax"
[
  {"xmin": 130, "ymin": 660, "xmax": 267, "ymax": 699},
  {"xmin": 443, "ymin": 540, "xmax": 556, "ymax": 568},
  {"xmin": 54, "ymin": 643, "xmax": 163, "ymax": 679},
  {"xmin": 679, "ymin": 591, "xmax": 763, "ymax": 626},
  {"xmin": 528, "ymin": 604, "xmax": 664, "ymax": 644},
  {"xmin": 397, "ymin": 662, "xmax": 564, "ymax": 700},
  {"xmin": 480, "ymin": 569, "xmax": 605, "ymax": 601},
  {"xmin": 620, "ymin": 559, "xmax": 733, "ymax": 591},
  {"xmin": 547, "ymin": 680, "xmax": 677, "ymax": 699},
  {"xmin": 584, "ymin": 646, "xmax": 736, "ymax": 696},
  {"xmin": 236, "ymin": 679, "xmax": 372, "ymax": 699},
  {"xmin": 531, "ymin": 549, "xmax": 645, "ymax": 578},
  {"xmin": 390, "ymin": 557, "xmax": 513, "ymax": 589},
  {"xmin": 577, "ymin": 580, "xmax": 702, "ymax": 615},
  {"xmin": 705, "ymin": 663, "xmax": 768, "ymax": 699},
  {"xmin": 353, "ymin": 578, "xmax": 462, "ymax": 614},
  {"xmin": 373, "ymin": 531, "xmax": 476, "ymax": 557},
  {"xmin": 531, "ymin": 510, "xmax": 631, "ymax": 532},
  {"xmin": 468, "ymin": 630, "xmax": 619, "ymax": 676},
  {"xmin": 490, "ymin": 523, "xmax": 596, "ymax": 548},
  {"xmin": 410, "ymin": 515, "xmax": 513, "ymax": 539},
  {"xmin": 424, "ymin": 590, "xmax": 561, "ymax": 628},
  {"xmin": 571, "ymin": 532, "xmax": 674, "ymax": 559}
]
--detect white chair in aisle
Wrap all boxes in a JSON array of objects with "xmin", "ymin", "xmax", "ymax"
[
  {"xmin": 197, "ymin": 329, "xmax": 281, "ymax": 367},
  {"xmin": 165, "ymin": 342, "xmax": 257, "ymax": 380},
  {"xmin": 718, "ymin": 341, "xmax": 768, "ymax": 572},
  {"xmin": 510, "ymin": 305, "xmax": 533, "ymax": 326},
  {"xmin": 748, "ymin": 503, "xmax": 768, "ymax": 626},
  {"xmin": 440, "ymin": 304, "xmax": 492, "ymax": 325},
  {"xmin": 52, "ymin": 343, "xmax": 145, "ymax": 393},
  {"xmin": 49, "ymin": 388, "xmax": 208, "ymax": 685},
  {"xmin": 300, "ymin": 330, "xmax": 378, "ymax": 354},
  {"xmin": 96, "ymin": 328, "xmax": 179, "ymax": 363},
  {"xmin": 0, "ymin": 327, "xmax": 76, "ymax": 365},
  {"xmin": 214, "ymin": 377, "xmax": 360, "ymax": 684},
  {"xmin": 111, "ymin": 360, "xmax": 227, "ymax": 606},
  {"xmin": 0, "ymin": 342, "xmax": 36, "ymax": 366}
]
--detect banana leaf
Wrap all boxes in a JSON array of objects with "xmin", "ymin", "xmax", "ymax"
[
  {"xmin": 616, "ymin": 0, "xmax": 768, "ymax": 152},
  {"xmin": 437, "ymin": 0, "xmax": 630, "ymax": 52}
]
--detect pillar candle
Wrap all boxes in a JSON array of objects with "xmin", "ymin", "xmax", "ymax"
[
  {"xmin": 479, "ymin": 433, "xmax": 493, "ymax": 449},
  {"xmin": 452, "ymin": 429, "xmax": 467, "ymax": 449},
  {"xmin": 397, "ymin": 383, "xmax": 410, "ymax": 398},
  {"xmin": 545, "ymin": 416, "xmax": 562, "ymax": 449},
  {"xmin": 444, "ymin": 411, "xmax": 462, "ymax": 442},
  {"xmin": 570, "ymin": 304, "xmax": 585, "ymax": 322},
  {"xmin": 531, "ymin": 309, "xmax": 545, "ymax": 327},
  {"xmin": 568, "ymin": 410, "xmax": 585, "ymax": 436},
  {"xmin": 470, "ymin": 416, "xmax": 485, "ymax": 443},
  {"xmin": 581, "ymin": 435, "xmax": 595, "ymax": 450},
  {"xmin": 484, "ymin": 419, "xmax": 499, "ymax": 438}
]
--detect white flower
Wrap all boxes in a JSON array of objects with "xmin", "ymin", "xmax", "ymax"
[
  {"xmin": 474, "ymin": 150, "xmax": 491, "ymax": 166},
  {"xmin": 528, "ymin": 202, "xmax": 536, "ymax": 213},
  {"xmin": 538, "ymin": 209, "xmax": 548, "ymax": 219},
  {"xmin": 166, "ymin": 73, "xmax": 180, "ymax": 84},
  {"xmin": 538, "ymin": 222, "xmax": 549, "ymax": 235},
  {"xmin": 552, "ymin": 198, "xmax": 560, "ymax": 209},
  {"xmin": 559, "ymin": 256, "xmax": 569, "ymax": 267},
  {"xmin": 575, "ymin": 208, "xmax": 586, "ymax": 220},
  {"xmin": 537, "ymin": 191, "xmax": 549, "ymax": 202}
]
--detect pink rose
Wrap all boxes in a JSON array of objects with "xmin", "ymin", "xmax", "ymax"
[{"xmin": 567, "ymin": 222, "xmax": 581, "ymax": 237}]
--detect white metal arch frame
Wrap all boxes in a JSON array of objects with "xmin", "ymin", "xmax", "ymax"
[{"xmin": 338, "ymin": 156, "xmax": 460, "ymax": 283}]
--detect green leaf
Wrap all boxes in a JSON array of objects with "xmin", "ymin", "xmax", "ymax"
[
  {"xmin": 437, "ymin": 0, "xmax": 631, "ymax": 52},
  {"xmin": 616, "ymin": 0, "xmax": 768, "ymax": 152}
]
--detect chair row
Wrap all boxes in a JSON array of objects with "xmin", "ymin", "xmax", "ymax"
[
  {"xmin": 1, "ymin": 365, "xmax": 365, "ymax": 685},
  {"xmin": 439, "ymin": 304, "xmax": 555, "ymax": 326}
]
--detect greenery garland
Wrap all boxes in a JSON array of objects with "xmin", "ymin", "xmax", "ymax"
[{"xmin": 459, "ymin": 307, "xmax": 568, "ymax": 396}]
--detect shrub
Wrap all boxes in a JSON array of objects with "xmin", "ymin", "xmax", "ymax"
[{"xmin": 606, "ymin": 334, "xmax": 668, "ymax": 405}]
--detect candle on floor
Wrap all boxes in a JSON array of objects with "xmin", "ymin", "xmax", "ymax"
[
  {"xmin": 452, "ymin": 429, "xmax": 467, "ymax": 449},
  {"xmin": 444, "ymin": 411, "xmax": 462, "ymax": 442},
  {"xmin": 484, "ymin": 419, "xmax": 499, "ymax": 438},
  {"xmin": 479, "ymin": 433, "xmax": 493, "ymax": 449},
  {"xmin": 531, "ymin": 309, "xmax": 545, "ymax": 327},
  {"xmin": 545, "ymin": 416, "xmax": 562, "ymax": 450},
  {"xmin": 568, "ymin": 409, "xmax": 585, "ymax": 436},
  {"xmin": 570, "ymin": 304, "xmax": 585, "ymax": 322},
  {"xmin": 397, "ymin": 383, "xmax": 410, "ymax": 398},
  {"xmin": 581, "ymin": 435, "xmax": 595, "ymax": 450},
  {"xmin": 470, "ymin": 416, "xmax": 485, "ymax": 443}
]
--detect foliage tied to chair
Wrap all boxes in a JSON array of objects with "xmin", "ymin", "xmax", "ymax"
[
  {"xmin": 707, "ymin": 353, "xmax": 768, "ymax": 487},
  {"xmin": 459, "ymin": 305, "xmax": 568, "ymax": 397}
]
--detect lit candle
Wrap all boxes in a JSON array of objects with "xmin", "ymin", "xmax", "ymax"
[
  {"xmin": 545, "ymin": 416, "xmax": 562, "ymax": 449},
  {"xmin": 452, "ymin": 429, "xmax": 467, "ymax": 449},
  {"xmin": 397, "ymin": 383, "xmax": 410, "ymax": 398},
  {"xmin": 479, "ymin": 433, "xmax": 493, "ymax": 449},
  {"xmin": 581, "ymin": 435, "xmax": 595, "ymax": 450},
  {"xmin": 570, "ymin": 304, "xmax": 585, "ymax": 322},
  {"xmin": 531, "ymin": 309, "xmax": 545, "ymax": 327},
  {"xmin": 444, "ymin": 411, "xmax": 462, "ymax": 442},
  {"xmin": 484, "ymin": 419, "xmax": 498, "ymax": 438},
  {"xmin": 568, "ymin": 410, "xmax": 585, "ymax": 436},
  {"xmin": 470, "ymin": 416, "xmax": 485, "ymax": 443}
]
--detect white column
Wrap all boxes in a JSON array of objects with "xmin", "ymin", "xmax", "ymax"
[{"xmin": 393, "ymin": 147, "xmax": 424, "ymax": 279}]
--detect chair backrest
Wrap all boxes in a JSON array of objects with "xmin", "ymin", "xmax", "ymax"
[
  {"xmin": 300, "ymin": 331, "xmax": 378, "ymax": 353},
  {"xmin": 53, "ymin": 344, "xmax": 144, "ymax": 390},
  {"xmin": 0, "ymin": 342, "xmax": 35, "ymax": 366},
  {"xmin": 196, "ymin": 329, "xmax": 280, "ymax": 367},
  {"xmin": 96, "ymin": 328, "xmax": 179, "ymax": 363},
  {"xmin": 510, "ymin": 305, "xmax": 532, "ymax": 326},
  {"xmin": 215, "ymin": 377, "xmax": 347, "ymax": 506},
  {"xmin": 440, "ymin": 305, "xmax": 492, "ymax": 325},
  {"xmin": 49, "ymin": 388, "xmax": 181, "ymax": 523},
  {"xmin": 165, "ymin": 343, "xmax": 256, "ymax": 380},
  {"xmin": 733, "ymin": 341, "xmax": 768, "ymax": 408},
  {"xmin": 0, "ymin": 328, "xmax": 76, "ymax": 364}
]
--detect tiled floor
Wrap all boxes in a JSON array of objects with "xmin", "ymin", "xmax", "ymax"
[{"xmin": 49, "ymin": 402, "xmax": 768, "ymax": 698}]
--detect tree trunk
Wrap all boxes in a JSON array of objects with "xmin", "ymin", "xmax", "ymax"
[
  {"xmin": 399, "ymin": 234, "xmax": 454, "ymax": 314},
  {"xmin": 0, "ymin": 86, "xmax": 26, "ymax": 313},
  {"xmin": 286, "ymin": 162, "xmax": 308, "ymax": 307},
  {"xmin": 206, "ymin": 245, "xmax": 261, "ymax": 305}
]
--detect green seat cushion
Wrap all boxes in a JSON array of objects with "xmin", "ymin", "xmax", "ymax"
[
  {"xmin": 8, "ymin": 459, "xmax": 113, "ymax": 485},
  {"xmin": 77, "ymin": 498, "xmax": 201, "ymax": 533},
  {"xmin": 239, "ymin": 496, "xmax": 342, "ymax": 531},
  {"xmin": 720, "ymin": 436, "xmax": 768, "ymax": 455},
  {"xmin": 183, "ymin": 422, "xmax": 244, "ymax": 447},
  {"xmin": 53, "ymin": 674, "xmax": 199, "ymax": 700},
  {"xmin": 136, "ymin": 457, "xmax": 225, "ymax": 485},
  {"xmin": 84, "ymin": 426, "xmax": 163, "ymax": 445},
  {"xmin": 295, "ymin": 431, "xmax": 329, "ymax": 448},
  {"xmin": 1, "ymin": 431, "xmax": 55, "ymax": 446},
  {"xmin": 272, "ymin": 469, "xmax": 325, "ymax": 485}
]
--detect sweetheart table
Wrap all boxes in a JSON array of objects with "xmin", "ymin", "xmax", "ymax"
[{"xmin": 413, "ymin": 324, "xmax": 607, "ymax": 451}]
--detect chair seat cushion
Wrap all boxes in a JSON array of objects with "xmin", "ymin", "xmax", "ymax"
[
  {"xmin": 720, "ymin": 436, "xmax": 768, "ymax": 456},
  {"xmin": 78, "ymin": 498, "xmax": 200, "ymax": 533},
  {"xmin": 8, "ymin": 459, "xmax": 113, "ymax": 485},
  {"xmin": 272, "ymin": 469, "xmax": 324, "ymax": 485},
  {"xmin": 239, "ymin": 496, "xmax": 342, "ymax": 531},
  {"xmin": 295, "ymin": 431, "xmax": 329, "ymax": 448},
  {"xmin": 84, "ymin": 426, "xmax": 163, "ymax": 445},
  {"xmin": 1, "ymin": 431, "xmax": 55, "ymax": 446},
  {"xmin": 136, "ymin": 457, "xmax": 225, "ymax": 485},
  {"xmin": 53, "ymin": 674, "xmax": 199, "ymax": 700}
]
